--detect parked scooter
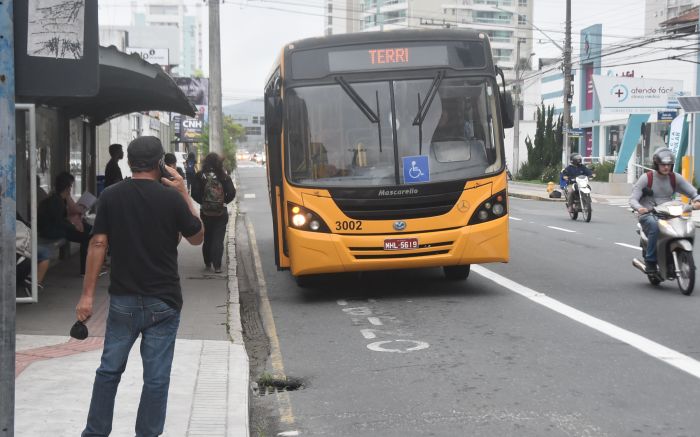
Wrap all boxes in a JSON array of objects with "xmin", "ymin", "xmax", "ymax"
[
  {"xmin": 565, "ymin": 175, "xmax": 593, "ymax": 222},
  {"xmin": 632, "ymin": 200, "xmax": 696, "ymax": 295}
]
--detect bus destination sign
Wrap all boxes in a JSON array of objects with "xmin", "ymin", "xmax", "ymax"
[{"xmin": 328, "ymin": 46, "xmax": 449, "ymax": 73}]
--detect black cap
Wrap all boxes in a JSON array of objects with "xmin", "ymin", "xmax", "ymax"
[
  {"xmin": 70, "ymin": 320, "xmax": 88, "ymax": 340},
  {"xmin": 128, "ymin": 136, "xmax": 164, "ymax": 171}
]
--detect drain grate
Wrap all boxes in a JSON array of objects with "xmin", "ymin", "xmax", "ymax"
[{"xmin": 255, "ymin": 376, "xmax": 304, "ymax": 397}]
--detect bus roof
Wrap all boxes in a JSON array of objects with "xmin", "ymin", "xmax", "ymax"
[{"xmin": 285, "ymin": 28, "xmax": 487, "ymax": 52}]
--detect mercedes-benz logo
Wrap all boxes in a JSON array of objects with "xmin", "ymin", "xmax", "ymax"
[{"xmin": 393, "ymin": 220, "xmax": 407, "ymax": 231}]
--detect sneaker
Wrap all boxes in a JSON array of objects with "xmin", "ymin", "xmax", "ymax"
[
  {"xmin": 204, "ymin": 263, "xmax": 212, "ymax": 271},
  {"xmin": 645, "ymin": 261, "xmax": 658, "ymax": 273},
  {"xmin": 214, "ymin": 267, "xmax": 223, "ymax": 274}
]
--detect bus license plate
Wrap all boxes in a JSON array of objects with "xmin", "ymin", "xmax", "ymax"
[{"xmin": 384, "ymin": 238, "xmax": 419, "ymax": 251}]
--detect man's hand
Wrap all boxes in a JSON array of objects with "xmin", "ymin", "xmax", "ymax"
[
  {"xmin": 638, "ymin": 207, "xmax": 650, "ymax": 215},
  {"xmin": 160, "ymin": 164, "xmax": 187, "ymax": 195},
  {"xmin": 76, "ymin": 294, "xmax": 93, "ymax": 322}
]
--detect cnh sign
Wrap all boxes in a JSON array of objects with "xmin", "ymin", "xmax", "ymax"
[{"xmin": 592, "ymin": 75, "xmax": 684, "ymax": 113}]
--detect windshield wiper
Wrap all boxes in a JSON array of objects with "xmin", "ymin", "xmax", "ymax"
[
  {"xmin": 335, "ymin": 76, "xmax": 383, "ymax": 153},
  {"xmin": 412, "ymin": 71, "xmax": 444, "ymax": 154}
]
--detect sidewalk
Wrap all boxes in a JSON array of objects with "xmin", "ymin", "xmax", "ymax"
[
  {"xmin": 508, "ymin": 180, "xmax": 700, "ymax": 225},
  {"xmin": 14, "ymin": 204, "xmax": 249, "ymax": 437}
]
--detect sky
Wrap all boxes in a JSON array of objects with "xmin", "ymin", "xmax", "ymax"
[{"xmin": 99, "ymin": 0, "xmax": 648, "ymax": 105}]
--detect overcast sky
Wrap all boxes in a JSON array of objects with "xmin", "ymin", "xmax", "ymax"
[{"xmin": 99, "ymin": 0, "xmax": 648, "ymax": 105}]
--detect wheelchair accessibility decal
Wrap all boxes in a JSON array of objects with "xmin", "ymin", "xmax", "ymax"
[{"xmin": 402, "ymin": 155, "xmax": 430, "ymax": 183}]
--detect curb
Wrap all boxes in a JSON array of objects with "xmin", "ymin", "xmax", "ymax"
[
  {"xmin": 508, "ymin": 192, "xmax": 564, "ymax": 202},
  {"xmin": 226, "ymin": 181, "xmax": 250, "ymax": 437}
]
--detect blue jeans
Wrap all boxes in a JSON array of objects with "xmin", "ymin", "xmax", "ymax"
[
  {"xmin": 82, "ymin": 295, "xmax": 180, "ymax": 437},
  {"xmin": 639, "ymin": 214, "xmax": 659, "ymax": 264}
]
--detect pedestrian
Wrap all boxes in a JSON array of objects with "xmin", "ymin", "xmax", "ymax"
[
  {"xmin": 191, "ymin": 152, "xmax": 236, "ymax": 273},
  {"xmin": 184, "ymin": 151, "xmax": 197, "ymax": 193},
  {"xmin": 104, "ymin": 143, "xmax": 124, "ymax": 189},
  {"xmin": 164, "ymin": 152, "xmax": 186, "ymax": 179},
  {"xmin": 37, "ymin": 171, "xmax": 92, "ymax": 276},
  {"xmin": 75, "ymin": 136, "xmax": 203, "ymax": 437}
]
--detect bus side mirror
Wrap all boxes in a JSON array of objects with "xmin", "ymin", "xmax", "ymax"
[{"xmin": 500, "ymin": 92, "xmax": 514, "ymax": 129}]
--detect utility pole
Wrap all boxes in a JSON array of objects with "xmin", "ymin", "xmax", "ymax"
[
  {"xmin": 208, "ymin": 0, "xmax": 223, "ymax": 154},
  {"xmin": 513, "ymin": 38, "xmax": 522, "ymax": 176},
  {"xmin": 0, "ymin": 0, "xmax": 16, "ymax": 434},
  {"xmin": 377, "ymin": 0, "xmax": 383, "ymax": 31},
  {"xmin": 562, "ymin": 0, "xmax": 572, "ymax": 164}
]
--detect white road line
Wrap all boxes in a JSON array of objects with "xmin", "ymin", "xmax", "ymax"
[
  {"xmin": 615, "ymin": 242, "xmax": 642, "ymax": 251},
  {"xmin": 547, "ymin": 226, "xmax": 576, "ymax": 233},
  {"xmin": 472, "ymin": 265, "xmax": 700, "ymax": 380},
  {"xmin": 509, "ymin": 216, "xmax": 523, "ymax": 221},
  {"xmin": 337, "ymin": 300, "xmax": 348, "ymax": 306},
  {"xmin": 360, "ymin": 329, "xmax": 377, "ymax": 339},
  {"xmin": 368, "ymin": 317, "xmax": 383, "ymax": 326},
  {"xmin": 244, "ymin": 193, "xmax": 256, "ymax": 199}
]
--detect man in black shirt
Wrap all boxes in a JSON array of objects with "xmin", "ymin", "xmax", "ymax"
[
  {"xmin": 103, "ymin": 143, "xmax": 124, "ymax": 188},
  {"xmin": 76, "ymin": 136, "xmax": 203, "ymax": 437}
]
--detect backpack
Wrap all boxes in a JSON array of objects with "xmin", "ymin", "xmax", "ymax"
[
  {"xmin": 646, "ymin": 170, "xmax": 676, "ymax": 192},
  {"xmin": 200, "ymin": 172, "xmax": 226, "ymax": 216}
]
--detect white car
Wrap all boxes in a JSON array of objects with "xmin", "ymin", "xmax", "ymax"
[{"xmin": 255, "ymin": 152, "xmax": 266, "ymax": 165}]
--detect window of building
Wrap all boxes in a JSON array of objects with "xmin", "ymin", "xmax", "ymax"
[
  {"xmin": 252, "ymin": 116, "xmax": 259, "ymax": 124},
  {"xmin": 246, "ymin": 126, "xmax": 262, "ymax": 136},
  {"xmin": 518, "ymin": 14, "xmax": 527, "ymax": 25},
  {"xmin": 260, "ymin": 116, "xmax": 265, "ymax": 125},
  {"xmin": 519, "ymin": 0, "xmax": 527, "ymax": 6}
]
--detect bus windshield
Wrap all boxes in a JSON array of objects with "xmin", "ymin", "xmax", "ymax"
[{"xmin": 286, "ymin": 76, "xmax": 502, "ymax": 188}]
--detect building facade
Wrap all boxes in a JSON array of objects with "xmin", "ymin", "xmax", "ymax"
[
  {"xmin": 326, "ymin": 0, "xmax": 362, "ymax": 35},
  {"xmin": 645, "ymin": 0, "xmax": 700, "ymax": 34},
  {"xmin": 223, "ymin": 99, "xmax": 266, "ymax": 155}
]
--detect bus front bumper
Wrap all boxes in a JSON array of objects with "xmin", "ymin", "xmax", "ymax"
[{"xmin": 287, "ymin": 217, "xmax": 508, "ymax": 276}]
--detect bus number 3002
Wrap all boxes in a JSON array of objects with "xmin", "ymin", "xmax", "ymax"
[{"xmin": 335, "ymin": 220, "xmax": 363, "ymax": 231}]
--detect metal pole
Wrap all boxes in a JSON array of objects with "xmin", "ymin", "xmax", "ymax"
[
  {"xmin": 208, "ymin": 0, "xmax": 223, "ymax": 154},
  {"xmin": 562, "ymin": 0, "xmax": 572, "ymax": 164},
  {"xmin": 0, "ymin": 0, "xmax": 16, "ymax": 434},
  {"xmin": 377, "ymin": 0, "xmax": 383, "ymax": 31},
  {"xmin": 513, "ymin": 38, "xmax": 522, "ymax": 176}
]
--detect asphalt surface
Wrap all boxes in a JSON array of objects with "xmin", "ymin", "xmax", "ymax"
[{"xmin": 237, "ymin": 165, "xmax": 700, "ymax": 437}]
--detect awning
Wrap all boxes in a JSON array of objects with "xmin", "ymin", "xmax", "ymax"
[{"xmin": 18, "ymin": 46, "xmax": 196, "ymax": 125}]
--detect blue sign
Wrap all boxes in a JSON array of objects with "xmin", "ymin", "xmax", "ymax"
[
  {"xmin": 402, "ymin": 155, "xmax": 430, "ymax": 183},
  {"xmin": 658, "ymin": 110, "xmax": 677, "ymax": 122}
]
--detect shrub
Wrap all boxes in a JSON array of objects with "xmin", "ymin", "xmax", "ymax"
[
  {"xmin": 592, "ymin": 161, "xmax": 615, "ymax": 182},
  {"xmin": 540, "ymin": 165, "xmax": 562, "ymax": 184},
  {"xmin": 517, "ymin": 161, "xmax": 542, "ymax": 181}
]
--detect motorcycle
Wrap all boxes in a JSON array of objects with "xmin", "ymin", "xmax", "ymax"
[
  {"xmin": 565, "ymin": 175, "xmax": 593, "ymax": 222},
  {"xmin": 632, "ymin": 200, "xmax": 696, "ymax": 295}
]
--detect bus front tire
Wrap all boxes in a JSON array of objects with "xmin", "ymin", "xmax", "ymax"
[{"xmin": 443, "ymin": 265, "xmax": 470, "ymax": 280}]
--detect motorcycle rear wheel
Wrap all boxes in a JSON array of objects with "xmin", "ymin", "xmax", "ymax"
[{"xmin": 675, "ymin": 250, "xmax": 695, "ymax": 295}]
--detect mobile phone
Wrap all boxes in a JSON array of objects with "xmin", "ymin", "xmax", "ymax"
[{"xmin": 159, "ymin": 161, "xmax": 175, "ymax": 181}]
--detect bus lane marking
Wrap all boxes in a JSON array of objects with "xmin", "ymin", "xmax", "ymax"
[
  {"xmin": 615, "ymin": 242, "xmax": 642, "ymax": 251},
  {"xmin": 509, "ymin": 216, "xmax": 523, "ymax": 221},
  {"xmin": 547, "ymin": 226, "xmax": 576, "ymax": 233},
  {"xmin": 471, "ymin": 265, "xmax": 700, "ymax": 380},
  {"xmin": 338, "ymin": 301, "xmax": 429, "ymax": 353}
]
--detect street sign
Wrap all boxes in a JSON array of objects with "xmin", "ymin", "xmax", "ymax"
[
  {"xmin": 657, "ymin": 110, "xmax": 677, "ymax": 122},
  {"xmin": 567, "ymin": 128, "xmax": 584, "ymax": 137}
]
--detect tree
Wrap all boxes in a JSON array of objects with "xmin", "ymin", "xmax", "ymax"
[
  {"xmin": 198, "ymin": 115, "xmax": 246, "ymax": 172},
  {"xmin": 518, "ymin": 103, "xmax": 564, "ymax": 180}
]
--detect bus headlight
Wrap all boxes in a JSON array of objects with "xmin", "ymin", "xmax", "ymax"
[
  {"xmin": 468, "ymin": 190, "xmax": 508, "ymax": 225},
  {"xmin": 287, "ymin": 202, "xmax": 331, "ymax": 233}
]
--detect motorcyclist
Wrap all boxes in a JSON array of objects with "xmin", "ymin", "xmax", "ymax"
[
  {"xmin": 629, "ymin": 147, "xmax": 700, "ymax": 273},
  {"xmin": 561, "ymin": 153, "xmax": 593, "ymax": 209}
]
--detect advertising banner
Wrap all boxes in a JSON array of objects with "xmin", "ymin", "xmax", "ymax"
[
  {"xmin": 667, "ymin": 114, "xmax": 689, "ymax": 167},
  {"xmin": 126, "ymin": 47, "xmax": 169, "ymax": 66},
  {"xmin": 174, "ymin": 77, "xmax": 209, "ymax": 106},
  {"xmin": 592, "ymin": 76, "xmax": 684, "ymax": 113}
]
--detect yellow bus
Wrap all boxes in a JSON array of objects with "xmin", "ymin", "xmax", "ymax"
[{"xmin": 263, "ymin": 29, "xmax": 514, "ymax": 284}]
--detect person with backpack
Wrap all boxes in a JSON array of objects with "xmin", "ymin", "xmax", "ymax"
[
  {"xmin": 184, "ymin": 152, "xmax": 197, "ymax": 193},
  {"xmin": 191, "ymin": 152, "xmax": 236, "ymax": 273},
  {"xmin": 630, "ymin": 147, "xmax": 700, "ymax": 273}
]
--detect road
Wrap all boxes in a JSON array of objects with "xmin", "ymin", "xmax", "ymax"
[{"xmin": 236, "ymin": 164, "xmax": 700, "ymax": 437}]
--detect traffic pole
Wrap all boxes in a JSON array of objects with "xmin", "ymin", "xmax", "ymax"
[
  {"xmin": 562, "ymin": 0, "xmax": 572, "ymax": 165},
  {"xmin": 0, "ymin": 1, "xmax": 16, "ymax": 435},
  {"xmin": 513, "ymin": 38, "xmax": 522, "ymax": 176},
  {"xmin": 208, "ymin": 0, "xmax": 223, "ymax": 154}
]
